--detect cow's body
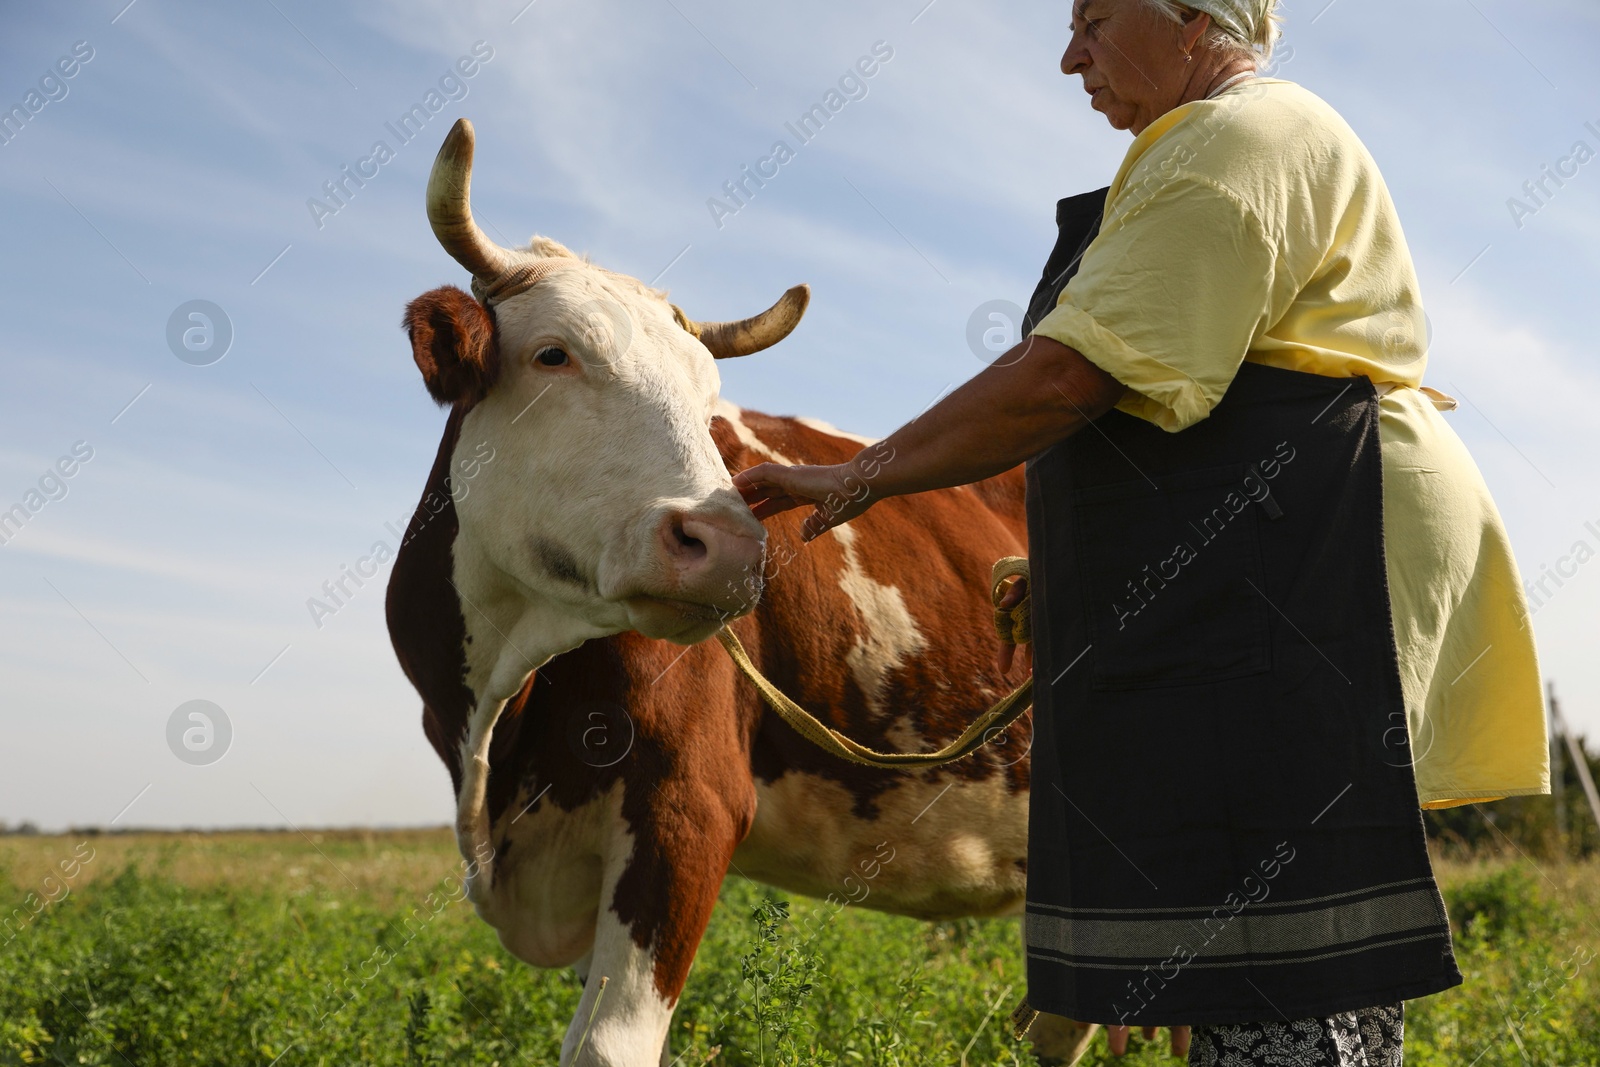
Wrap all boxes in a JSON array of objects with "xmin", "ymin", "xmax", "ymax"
[
  {"xmin": 390, "ymin": 118, "xmax": 1095, "ymax": 1066},
  {"xmin": 389, "ymin": 403, "xmax": 1061, "ymax": 1063}
]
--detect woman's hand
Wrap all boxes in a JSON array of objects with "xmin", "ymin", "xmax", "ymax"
[
  {"xmin": 1107, "ymin": 1024, "xmax": 1190, "ymax": 1058},
  {"xmin": 732, "ymin": 461, "xmax": 873, "ymax": 541},
  {"xmin": 994, "ymin": 575, "xmax": 1032, "ymax": 674}
]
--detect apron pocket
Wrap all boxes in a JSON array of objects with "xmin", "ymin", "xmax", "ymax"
[{"xmin": 1071, "ymin": 464, "xmax": 1271, "ymax": 690}]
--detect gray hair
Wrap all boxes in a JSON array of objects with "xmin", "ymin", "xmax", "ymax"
[{"xmin": 1139, "ymin": 0, "xmax": 1283, "ymax": 65}]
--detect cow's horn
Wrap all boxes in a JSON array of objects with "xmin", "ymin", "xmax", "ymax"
[
  {"xmin": 676, "ymin": 284, "xmax": 811, "ymax": 359},
  {"xmin": 426, "ymin": 118, "xmax": 512, "ymax": 282}
]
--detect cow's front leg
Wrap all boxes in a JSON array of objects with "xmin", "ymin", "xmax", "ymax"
[
  {"xmin": 559, "ymin": 889, "xmax": 693, "ymax": 1066},
  {"xmin": 561, "ymin": 787, "xmax": 747, "ymax": 1066},
  {"xmin": 571, "ymin": 926, "xmax": 686, "ymax": 1065},
  {"xmin": 569, "ymin": 947, "xmax": 673, "ymax": 1067}
]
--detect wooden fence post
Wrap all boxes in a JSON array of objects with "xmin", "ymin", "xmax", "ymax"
[{"xmin": 1550, "ymin": 685, "xmax": 1600, "ymax": 843}]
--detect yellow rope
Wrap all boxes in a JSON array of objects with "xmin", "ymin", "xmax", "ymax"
[{"xmin": 715, "ymin": 557, "xmax": 1034, "ymax": 769}]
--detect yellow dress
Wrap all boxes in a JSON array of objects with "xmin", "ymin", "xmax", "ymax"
[{"xmin": 1030, "ymin": 78, "xmax": 1547, "ymax": 808}]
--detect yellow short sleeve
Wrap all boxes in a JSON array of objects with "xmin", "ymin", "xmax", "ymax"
[{"xmin": 1030, "ymin": 177, "xmax": 1281, "ymax": 432}]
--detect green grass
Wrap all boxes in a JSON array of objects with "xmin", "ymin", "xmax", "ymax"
[{"xmin": 0, "ymin": 831, "xmax": 1596, "ymax": 1065}]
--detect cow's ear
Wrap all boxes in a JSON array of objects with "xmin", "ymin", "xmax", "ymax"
[{"xmin": 404, "ymin": 286, "xmax": 500, "ymax": 407}]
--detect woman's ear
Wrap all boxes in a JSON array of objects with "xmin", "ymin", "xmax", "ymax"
[
  {"xmin": 403, "ymin": 286, "xmax": 500, "ymax": 407},
  {"xmin": 1180, "ymin": 8, "xmax": 1211, "ymax": 52}
]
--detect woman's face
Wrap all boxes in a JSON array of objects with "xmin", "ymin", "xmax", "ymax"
[{"xmin": 1061, "ymin": 0, "xmax": 1192, "ymax": 134}]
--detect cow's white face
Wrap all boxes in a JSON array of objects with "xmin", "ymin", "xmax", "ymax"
[
  {"xmin": 453, "ymin": 255, "xmax": 766, "ymax": 645},
  {"xmin": 409, "ymin": 119, "xmax": 805, "ymax": 667}
]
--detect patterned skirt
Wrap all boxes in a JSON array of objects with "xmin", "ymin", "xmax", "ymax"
[{"xmin": 1188, "ymin": 1003, "xmax": 1404, "ymax": 1067}]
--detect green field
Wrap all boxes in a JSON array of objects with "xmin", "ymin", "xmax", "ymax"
[{"xmin": 1, "ymin": 830, "xmax": 1596, "ymax": 1066}]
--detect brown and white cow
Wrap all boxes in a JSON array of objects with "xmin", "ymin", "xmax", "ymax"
[{"xmin": 387, "ymin": 119, "xmax": 1094, "ymax": 1066}]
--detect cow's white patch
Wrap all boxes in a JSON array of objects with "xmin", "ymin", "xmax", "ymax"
[
  {"xmin": 794, "ymin": 415, "xmax": 879, "ymax": 446},
  {"xmin": 487, "ymin": 780, "xmax": 618, "ymax": 968},
  {"xmin": 564, "ymin": 904, "xmax": 674, "ymax": 1065},
  {"xmin": 736, "ymin": 772, "xmax": 1026, "ymax": 921},
  {"xmin": 481, "ymin": 778, "xmax": 675, "ymax": 1065},
  {"xmin": 831, "ymin": 523, "xmax": 927, "ymax": 714},
  {"xmin": 713, "ymin": 399, "xmax": 798, "ymax": 465},
  {"xmin": 563, "ymin": 789, "xmax": 675, "ymax": 1066}
]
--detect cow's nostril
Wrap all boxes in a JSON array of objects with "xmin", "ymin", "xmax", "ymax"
[
  {"xmin": 670, "ymin": 518, "xmax": 708, "ymax": 561},
  {"xmin": 650, "ymin": 509, "xmax": 767, "ymax": 614}
]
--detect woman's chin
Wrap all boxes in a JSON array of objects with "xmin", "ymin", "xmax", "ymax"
[
  {"xmin": 1090, "ymin": 96, "xmax": 1136, "ymax": 131},
  {"xmin": 1103, "ymin": 109, "xmax": 1135, "ymax": 131}
]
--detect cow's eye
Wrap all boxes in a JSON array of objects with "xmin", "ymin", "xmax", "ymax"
[{"xmin": 534, "ymin": 347, "xmax": 569, "ymax": 367}]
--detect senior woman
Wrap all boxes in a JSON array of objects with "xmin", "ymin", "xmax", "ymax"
[{"xmin": 734, "ymin": 0, "xmax": 1548, "ymax": 1064}]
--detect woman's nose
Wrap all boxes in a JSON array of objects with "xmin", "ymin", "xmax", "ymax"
[{"xmin": 1061, "ymin": 33, "xmax": 1089, "ymax": 76}]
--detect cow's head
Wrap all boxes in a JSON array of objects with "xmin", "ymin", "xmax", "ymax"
[{"xmin": 406, "ymin": 119, "xmax": 803, "ymax": 650}]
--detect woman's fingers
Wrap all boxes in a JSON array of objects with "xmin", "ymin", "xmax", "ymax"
[
  {"xmin": 733, "ymin": 463, "xmax": 807, "ymax": 515},
  {"xmin": 996, "ymin": 576, "xmax": 1028, "ymax": 610},
  {"xmin": 734, "ymin": 461, "xmax": 874, "ymax": 540},
  {"xmin": 730, "ymin": 461, "xmax": 777, "ymax": 497},
  {"xmin": 734, "ymin": 462, "xmax": 828, "ymax": 513},
  {"xmin": 993, "ymin": 576, "xmax": 1030, "ymax": 674},
  {"xmin": 748, "ymin": 494, "xmax": 804, "ymax": 521},
  {"xmin": 1107, "ymin": 1025, "xmax": 1130, "ymax": 1056},
  {"xmin": 994, "ymin": 640, "xmax": 1030, "ymax": 675}
]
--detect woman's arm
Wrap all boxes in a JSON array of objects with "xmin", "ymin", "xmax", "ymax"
[{"xmin": 732, "ymin": 334, "xmax": 1126, "ymax": 539}]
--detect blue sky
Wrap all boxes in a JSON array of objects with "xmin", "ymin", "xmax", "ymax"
[{"xmin": 2, "ymin": 0, "xmax": 1597, "ymax": 830}]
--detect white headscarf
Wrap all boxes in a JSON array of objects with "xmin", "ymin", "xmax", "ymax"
[{"xmin": 1182, "ymin": 0, "xmax": 1272, "ymax": 44}]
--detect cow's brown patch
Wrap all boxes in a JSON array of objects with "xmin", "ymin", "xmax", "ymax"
[
  {"xmin": 472, "ymin": 633, "xmax": 756, "ymax": 1003},
  {"xmin": 711, "ymin": 411, "xmax": 1033, "ymax": 815},
  {"xmin": 386, "ymin": 404, "xmax": 476, "ymax": 790}
]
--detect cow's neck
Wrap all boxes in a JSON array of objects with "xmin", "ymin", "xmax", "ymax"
[
  {"xmin": 448, "ymin": 520, "xmax": 625, "ymax": 914},
  {"xmin": 450, "ymin": 530, "xmax": 606, "ymax": 700}
]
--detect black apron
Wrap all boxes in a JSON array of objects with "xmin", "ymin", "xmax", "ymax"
[{"xmin": 1020, "ymin": 190, "xmax": 1461, "ymax": 1027}]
